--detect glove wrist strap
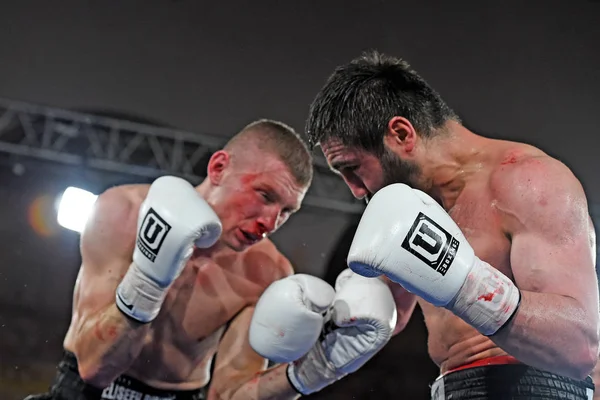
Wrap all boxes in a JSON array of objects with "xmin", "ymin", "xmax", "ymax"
[
  {"xmin": 285, "ymin": 364, "xmax": 306, "ymax": 396},
  {"xmin": 449, "ymin": 257, "xmax": 521, "ymax": 336},
  {"xmin": 115, "ymin": 262, "xmax": 168, "ymax": 323},
  {"xmin": 287, "ymin": 343, "xmax": 338, "ymax": 395}
]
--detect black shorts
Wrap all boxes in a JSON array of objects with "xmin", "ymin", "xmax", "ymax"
[
  {"xmin": 430, "ymin": 357, "xmax": 594, "ymax": 400},
  {"xmin": 25, "ymin": 351, "xmax": 206, "ymax": 400}
]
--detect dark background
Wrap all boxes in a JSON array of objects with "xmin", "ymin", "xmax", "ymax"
[{"xmin": 0, "ymin": 1, "xmax": 598, "ymax": 399}]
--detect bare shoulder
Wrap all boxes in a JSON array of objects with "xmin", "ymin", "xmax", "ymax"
[
  {"xmin": 84, "ymin": 184, "xmax": 148, "ymax": 237},
  {"xmin": 81, "ymin": 184, "xmax": 150, "ymax": 267},
  {"xmin": 102, "ymin": 183, "xmax": 150, "ymax": 205},
  {"xmin": 489, "ymin": 145, "xmax": 589, "ymax": 233},
  {"xmin": 240, "ymin": 239, "xmax": 294, "ymax": 285}
]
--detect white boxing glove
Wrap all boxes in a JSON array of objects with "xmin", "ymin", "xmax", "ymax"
[
  {"xmin": 347, "ymin": 183, "xmax": 520, "ymax": 336},
  {"xmin": 116, "ymin": 176, "xmax": 222, "ymax": 323},
  {"xmin": 249, "ymin": 274, "xmax": 335, "ymax": 363},
  {"xmin": 286, "ymin": 269, "xmax": 397, "ymax": 395}
]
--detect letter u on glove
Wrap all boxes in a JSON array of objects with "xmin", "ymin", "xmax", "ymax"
[{"xmin": 347, "ymin": 183, "xmax": 520, "ymax": 336}]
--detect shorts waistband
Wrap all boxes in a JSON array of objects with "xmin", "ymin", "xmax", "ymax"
[
  {"xmin": 58, "ymin": 351, "xmax": 206, "ymax": 400},
  {"xmin": 431, "ymin": 357, "xmax": 594, "ymax": 400},
  {"xmin": 101, "ymin": 374, "xmax": 205, "ymax": 400},
  {"xmin": 444, "ymin": 355, "xmax": 521, "ymax": 375}
]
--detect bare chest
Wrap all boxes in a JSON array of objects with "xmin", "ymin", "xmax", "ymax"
[
  {"xmin": 128, "ymin": 254, "xmax": 267, "ymax": 381},
  {"xmin": 419, "ymin": 192, "xmax": 515, "ymax": 367},
  {"xmin": 417, "ymin": 195, "xmax": 511, "ymax": 316},
  {"xmin": 448, "ymin": 194, "xmax": 512, "ymax": 277},
  {"xmin": 152, "ymin": 255, "xmax": 265, "ymax": 347}
]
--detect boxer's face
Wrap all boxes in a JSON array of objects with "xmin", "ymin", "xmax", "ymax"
[
  {"xmin": 322, "ymin": 140, "xmax": 384, "ymax": 201},
  {"xmin": 207, "ymin": 151, "xmax": 306, "ymax": 251},
  {"xmin": 322, "ymin": 139, "xmax": 421, "ymax": 201}
]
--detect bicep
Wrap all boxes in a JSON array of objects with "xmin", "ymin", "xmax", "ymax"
[
  {"xmin": 210, "ymin": 307, "xmax": 268, "ymax": 395},
  {"xmin": 507, "ymin": 166, "xmax": 598, "ymax": 312},
  {"xmin": 511, "ymin": 227, "xmax": 597, "ymax": 305},
  {"xmin": 74, "ymin": 259, "xmax": 131, "ymax": 320},
  {"xmin": 75, "ymin": 188, "xmax": 137, "ymax": 318},
  {"xmin": 209, "ymin": 245, "xmax": 291, "ymax": 395}
]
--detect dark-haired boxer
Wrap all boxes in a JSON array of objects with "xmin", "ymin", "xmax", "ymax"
[{"xmin": 306, "ymin": 51, "xmax": 599, "ymax": 399}]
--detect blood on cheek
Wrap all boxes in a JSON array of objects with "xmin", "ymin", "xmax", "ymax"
[
  {"xmin": 226, "ymin": 176, "xmax": 269, "ymax": 231},
  {"xmin": 218, "ymin": 189, "xmax": 257, "ymax": 226}
]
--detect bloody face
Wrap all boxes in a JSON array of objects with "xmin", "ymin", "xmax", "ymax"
[{"xmin": 209, "ymin": 153, "xmax": 306, "ymax": 251}]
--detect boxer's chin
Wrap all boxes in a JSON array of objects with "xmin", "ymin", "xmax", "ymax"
[
  {"xmin": 381, "ymin": 148, "xmax": 422, "ymax": 188},
  {"xmin": 222, "ymin": 237, "xmax": 244, "ymax": 252},
  {"xmin": 222, "ymin": 231, "xmax": 253, "ymax": 252}
]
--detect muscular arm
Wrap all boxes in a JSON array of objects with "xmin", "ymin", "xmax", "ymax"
[
  {"xmin": 490, "ymin": 157, "xmax": 599, "ymax": 379},
  {"xmin": 208, "ymin": 307, "xmax": 299, "ymax": 400},
  {"xmin": 70, "ymin": 187, "xmax": 150, "ymax": 387},
  {"xmin": 381, "ymin": 277, "xmax": 417, "ymax": 336},
  {"xmin": 209, "ymin": 253, "xmax": 299, "ymax": 400}
]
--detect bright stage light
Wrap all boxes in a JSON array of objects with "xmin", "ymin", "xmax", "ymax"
[{"xmin": 56, "ymin": 187, "xmax": 98, "ymax": 233}]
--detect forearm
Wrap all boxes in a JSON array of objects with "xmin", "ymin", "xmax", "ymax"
[
  {"xmin": 491, "ymin": 290, "xmax": 598, "ymax": 379},
  {"xmin": 382, "ymin": 277, "xmax": 417, "ymax": 336},
  {"xmin": 75, "ymin": 303, "xmax": 150, "ymax": 387},
  {"xmin": 225, "ymin": 364, "xmax": 300, "ymax": 400}
]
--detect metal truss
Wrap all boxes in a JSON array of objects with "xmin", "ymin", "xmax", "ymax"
[{"xmin": 0, "ymin": 98, "xmax": 365, "ymax": 214}]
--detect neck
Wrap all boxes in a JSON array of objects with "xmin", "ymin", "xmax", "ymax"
[
  {"xmin": 420, "ymin": 122, "xmax": 491, "ymax": 210},
  {"xmin": 193, "ymin": 241, "xmax": 228, "ymax": 258},
  {"xmin": 195, "ymin": 179, "xmax": 212, "ymax": 199}
]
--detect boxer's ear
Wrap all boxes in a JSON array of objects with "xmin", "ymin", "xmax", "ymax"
[
  {"xmin": 206, "ymin": 150, "xmax": 230, "ymax": 185},
  {"xmin": 384, "ymin": 117, "xmax": 417, "ymax": 155}
]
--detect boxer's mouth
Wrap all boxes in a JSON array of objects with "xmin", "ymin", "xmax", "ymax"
[{"xmin": 240, "ymin": 230, "xmax": 261, "ymax": 243}]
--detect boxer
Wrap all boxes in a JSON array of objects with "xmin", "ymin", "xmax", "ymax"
[
  {"xmin": 305, "ymin": 51, "xmax": 599, "ymax": 399},
  {"xmin": 26, "ymin": 119, "xmax": 346, "ymax": 400}
]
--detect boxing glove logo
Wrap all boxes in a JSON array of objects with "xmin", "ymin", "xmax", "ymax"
[
  {"xmin": 401, "ymin": 212, "xmax": 459, "ymax": 276},
  {"xmin": 137, "ymin": 208, "xmax": 171, "ymax": 262}
]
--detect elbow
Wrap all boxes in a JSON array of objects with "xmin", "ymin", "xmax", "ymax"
[
  {"xmin": 73, "ymin": 349, "xmax": 112, "ymax": 389},
  {"xmin": 80, "ymin": 366, "xmax": 116, "ymax": 389},
  {"xmin": 566, "ymin": 326, "xmax": 599, "ymax": 380},
  {"xmin": 391, "ymin": 302, "xmax": 417, "ymax": 337},
  {"xmin": 570, "ymin": 346, "xmax": 598, "ymax": 380},
  {"xmin": 207, "ymin": 385, "xmax": 234, "ymax": 400},
  {"xmin": 392, "ymin": 320, "xmax": 410, "ymax": 337},
  {"xmin": 386, "ymin": 283, "xmax": 417, "ymax": 338},
  {"xmin": 208, "ymin": 370, "xmax": 258, "ymax": 400},
  {"xmin": 78, "ymin": 360, "xmax": 109, "ymax": 388},
  {"xmin": 580, "ymin": 337, "xmax": 599, "ymax": 379},
  {"xmin": 77, "ymin": 366, "xmax": 98, "ymax": 387}
]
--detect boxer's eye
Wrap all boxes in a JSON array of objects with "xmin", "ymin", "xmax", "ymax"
[{"xmin": 258, "ymin": 190, "xmax": 276, "ymax": 204}]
